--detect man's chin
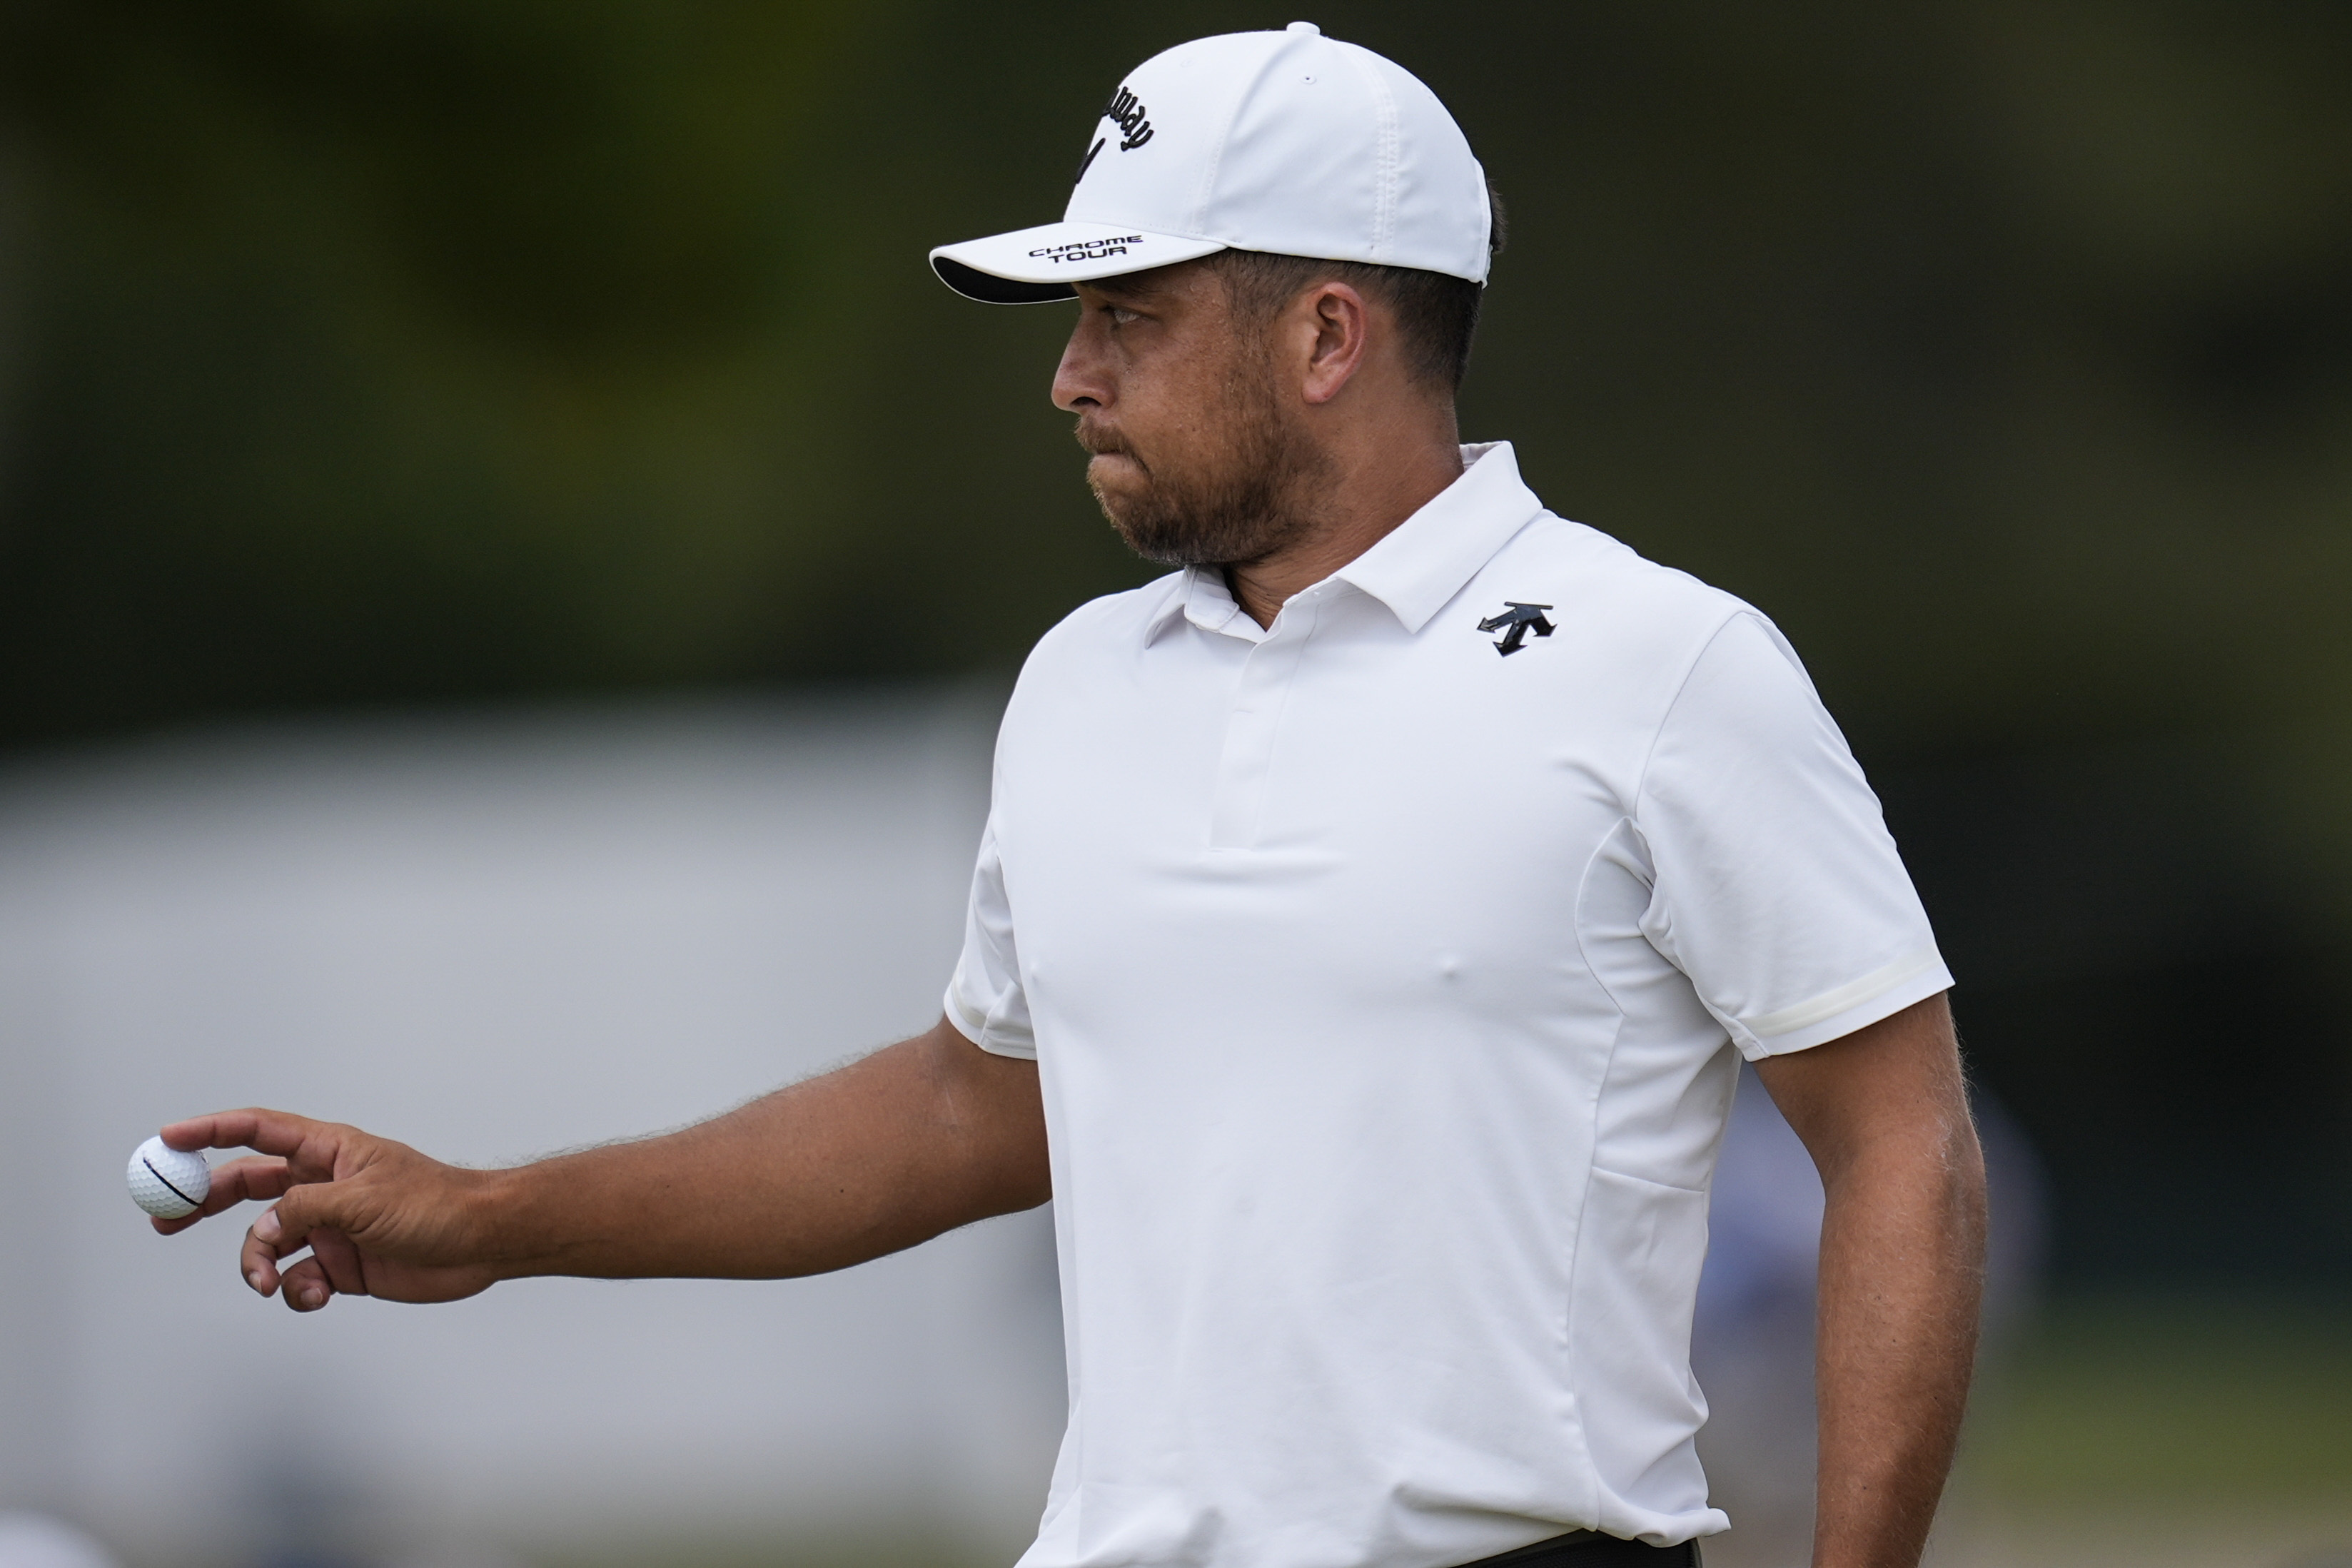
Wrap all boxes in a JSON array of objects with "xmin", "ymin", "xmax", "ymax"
[
  {"xmin": 1091, "ymin": 493, "xmax": 1193, "ymax": 565},
  {"xmin": 1086, "ymin": 467, "xmax": 1151, "ymax": 526}
]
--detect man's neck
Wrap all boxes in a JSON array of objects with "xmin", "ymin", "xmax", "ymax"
[{"xmin": 1222, "ymin": 426, "xmax": 1465, "ymax": 628}]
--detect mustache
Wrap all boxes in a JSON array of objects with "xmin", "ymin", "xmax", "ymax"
[{"xmin": 1074, "ymin": 419, "xmax": 1140, "ymax": 464}]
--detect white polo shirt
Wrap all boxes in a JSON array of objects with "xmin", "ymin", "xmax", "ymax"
[{"xmin": 946, "ymin": 442, "xmax": 1951, "ymax": 1568}]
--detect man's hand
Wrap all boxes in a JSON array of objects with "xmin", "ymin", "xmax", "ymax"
[
  {"xmin": 1754, "ymin": 992, "xmax": 1987, "ymax": 1568},
  {"xmin": 154, "ymin": 1017, "xmax": 1050, "ymax": 1312},
  {"xmin": 156, "ymin": 1111, "xmax": 501, "ymax": 1311}
]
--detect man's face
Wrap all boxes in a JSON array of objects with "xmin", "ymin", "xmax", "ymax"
[{"xmin": 1053, "ymin": 262, "xmax": 1328, "ymax": 567}]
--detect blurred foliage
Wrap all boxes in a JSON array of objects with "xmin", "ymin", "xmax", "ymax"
[
  {"xmin": 1963, "ymin": 1295, "xmax": 2352, "ymax": 1504},
  {"xmin": 5, "ymin": 0, "xmax": 2343, "ymax": 744},
  {"xmin": 1, "ymin": 0, "xmax": 2349, "ymax": 1280}
]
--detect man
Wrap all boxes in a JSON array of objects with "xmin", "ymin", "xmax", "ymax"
[{"xmin": 156, "ymin": 24, "xmax": 1985, "ymax": 1568}]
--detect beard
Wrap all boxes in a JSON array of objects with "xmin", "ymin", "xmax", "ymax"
[{"xmin": 1076, "ymin": 363, "xmax": 1329, "ymax": 567}]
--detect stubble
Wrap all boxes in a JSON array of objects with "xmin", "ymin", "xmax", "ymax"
[{"xmin": 1076, "ymin": 358, "xmax": 1331, "ymax": 568}]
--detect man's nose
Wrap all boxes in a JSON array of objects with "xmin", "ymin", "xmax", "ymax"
[{"xmin": 1052, "ymin": 319, "xmax": 1110, "ymax": 413}]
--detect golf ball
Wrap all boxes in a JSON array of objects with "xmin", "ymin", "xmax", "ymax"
[{"xmin": 127, "ymin": 1135, "xmax": 211, "ymax": 1220}]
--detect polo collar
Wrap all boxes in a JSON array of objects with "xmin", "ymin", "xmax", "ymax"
[
  {"xmin": 1141, "ymin": 440, "xmax": 1544, "ymax": 644},
  {"xmin": 1161, "ymin": 562, "xmax": 1265, "ymax": 644},
  {"xmin": 1331, "ymin": 441, "xmax": 1544, "ymax": 634}
]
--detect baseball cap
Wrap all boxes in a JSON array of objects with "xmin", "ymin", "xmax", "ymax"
[{"xmin": 930, "ymin": 22, "xmax": 1490, "ymax": 304}]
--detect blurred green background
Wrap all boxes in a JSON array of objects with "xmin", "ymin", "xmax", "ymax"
[{"xmin": 1, "ymin": 0, "xmax": 2347, "ymax": 1552}]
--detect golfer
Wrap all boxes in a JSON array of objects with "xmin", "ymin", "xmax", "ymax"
[{"xmin": 156, "ymin": 25, "xmax": 1987, "ymax": 1568}]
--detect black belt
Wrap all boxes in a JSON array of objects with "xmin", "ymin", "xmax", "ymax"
[{"xmin": 1457, "ymin": 1529, "xmax": 1701, "ymax": 1567}]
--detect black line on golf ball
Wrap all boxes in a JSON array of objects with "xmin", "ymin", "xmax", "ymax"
[{"xmin": 142, "ymin": 1156, "xmax": 201, "ymax": 1211}]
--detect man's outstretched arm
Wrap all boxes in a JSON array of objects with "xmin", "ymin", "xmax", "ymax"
[
  {"xmin": 1753, "ymin": 993, "xmax": 1987, "ymax": 1568},
  {"xmin": 156, "ymin": 1017, "xmax": 1048, "ymax": 1312}
]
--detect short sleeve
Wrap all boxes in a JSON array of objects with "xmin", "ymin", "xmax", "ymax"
[
  {"xmin": 943, "ymin": 815, "xmax": 1036, "ymax": 1059},
  {"xmin": 1635, "ymin": 612, "xmax": 1952, "ymax": 1059}
]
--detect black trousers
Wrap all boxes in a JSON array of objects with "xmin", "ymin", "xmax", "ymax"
[{"xmin": 1457, "ymin": 1530, "xmax": 1701, "ymax": 1567}]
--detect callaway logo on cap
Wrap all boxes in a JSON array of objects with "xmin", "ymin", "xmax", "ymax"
[{"xmin": 931, "ymin": 21, "xmax": 1492, "ymax": 303}]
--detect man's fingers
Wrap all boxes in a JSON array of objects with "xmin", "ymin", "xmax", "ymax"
[
  {"xmin": 150, "ymin": 1156, "xmax": 293, "ymax": 1235},
  {"xmin": 161, "ymin": 1108, "xmax": 338, "ymax": 1162},
  {"xmin": 240, "ymin": 1220, "xmax": 283, "ymax": 1298},
  {"xmin": 307, "ymin": 1229, "xmax": 370, "ymax": 1299},
  {"xmin": 206, "ymin": 1155, "xmax": 297, "ymax": 1208},
  {"xmin": 238, "ymin": 1178, "xmax": 361, "ymax": 1296},
  {"xmin": 258, "ymin": 1183, "xmax": 341, "ymax": 1255},
  {"xmin": 277, "ymin": 1256, "xmax": 334, "ymax": 1313}
]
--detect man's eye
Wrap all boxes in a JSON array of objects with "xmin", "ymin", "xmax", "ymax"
[{"xmin": 1109, "ymin": 306, "xmax": 1140, "ymax": 326}]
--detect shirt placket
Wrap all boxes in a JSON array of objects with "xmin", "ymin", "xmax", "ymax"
[{"xmin": 1207, "ymin": 590, "xmax": 1324, "ymax": 849}]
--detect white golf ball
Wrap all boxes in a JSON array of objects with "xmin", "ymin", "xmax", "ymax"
[{"xmin": 127, "ymin": 1135, "xmax": 211, "ymax": 1220}]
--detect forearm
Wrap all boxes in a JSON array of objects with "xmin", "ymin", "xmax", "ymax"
[
  {"xmin": 475, "ymin": 1018, "xmax": 1051, "ymax": 1282},
  {"xmin": 1810, "ymin": 1108, "xmax": 1987, "ymax": 1567},
  {"xmin": 1752, "ymin": 995, "xmax": 1988, "ymax": 1568}
]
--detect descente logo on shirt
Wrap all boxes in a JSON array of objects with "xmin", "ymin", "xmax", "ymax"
[{"xmin": 1477, "ymin": 602, "xmax": 1557, "ymax": 656}]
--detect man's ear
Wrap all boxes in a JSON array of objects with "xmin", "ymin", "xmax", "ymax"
[{"xmin": 1298, "ymin": 281, "xmax": 1372, "ymax": 406}]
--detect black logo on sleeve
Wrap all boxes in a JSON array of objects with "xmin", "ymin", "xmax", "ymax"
[
  {"xmin": 1101, "ymin": 85, "xmax": 1154, "ymax": 151},
  {"xmin": 1477, "ymin": 602, "xmax": 1556, "ymax": 656}
]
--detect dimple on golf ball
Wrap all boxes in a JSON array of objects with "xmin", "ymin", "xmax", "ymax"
[{"xmin": 127, "ymin": 1135, "xmax": 210, "ymax": 1220}]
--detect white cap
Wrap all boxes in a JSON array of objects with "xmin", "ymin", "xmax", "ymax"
[{"xmin": 931, "ymin": 22, "xmax": 1491, "ymax": 303}]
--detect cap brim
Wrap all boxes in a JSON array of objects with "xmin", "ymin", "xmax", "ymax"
[{"xmin": 929, "ymin": 221, "xmax": 1228, "ymax": 303}]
